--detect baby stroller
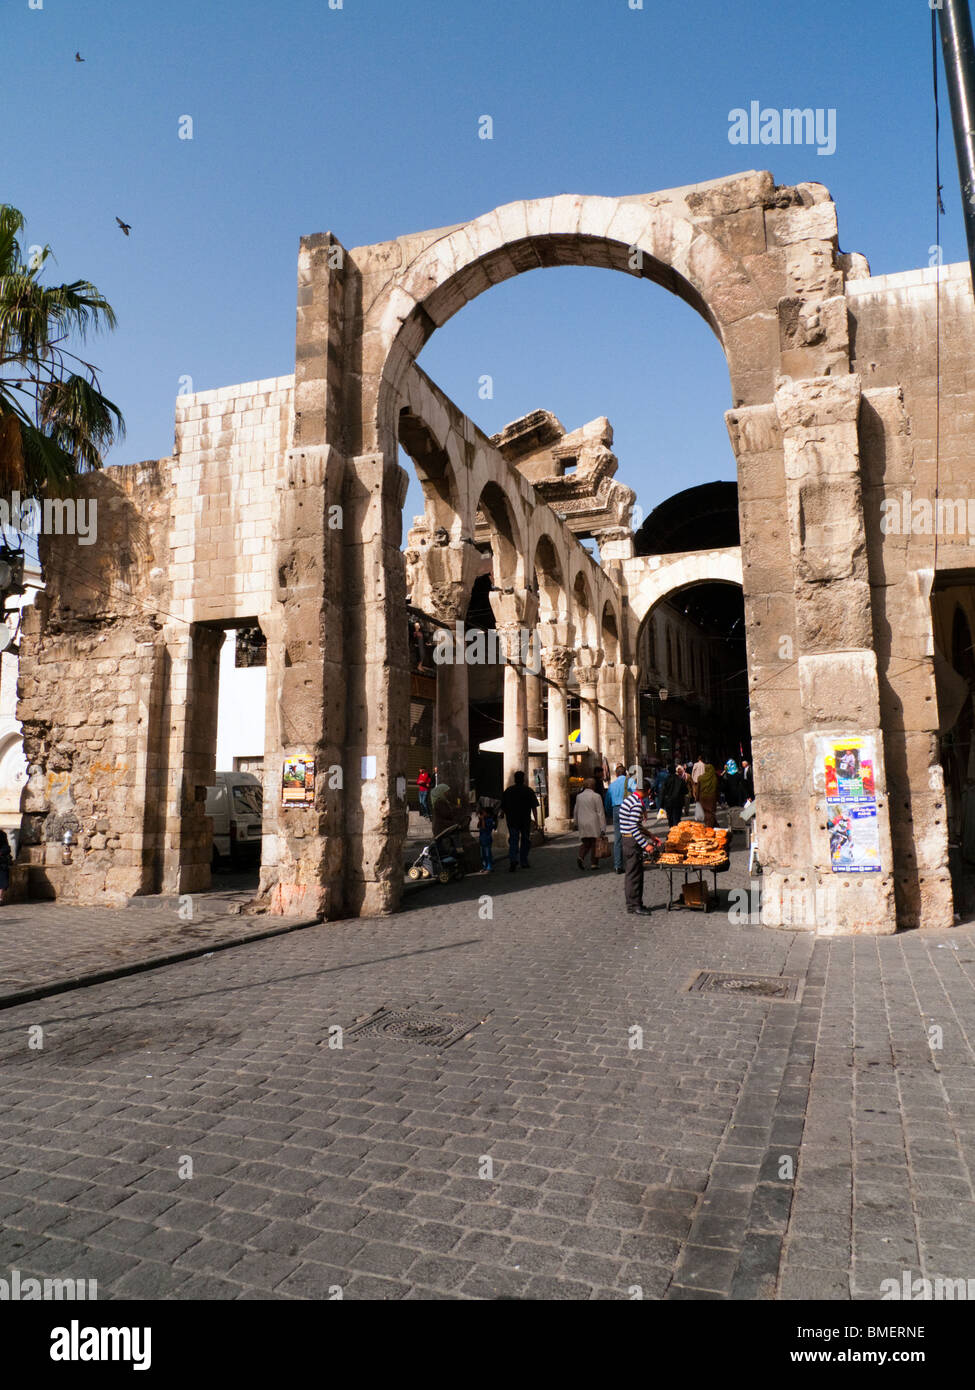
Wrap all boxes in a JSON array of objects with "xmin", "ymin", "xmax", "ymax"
[{"xmin": 408, "ymin": 824, "xmax": 467, "ymax": 884}]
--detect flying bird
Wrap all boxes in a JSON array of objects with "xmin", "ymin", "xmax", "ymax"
[
  {"xmin": 75, "ymin": 52, "xmax": 85, "ymax": 62},
  {"xmin": 116, "ymin": 217, "xmax": 131, "ymax": 236}
]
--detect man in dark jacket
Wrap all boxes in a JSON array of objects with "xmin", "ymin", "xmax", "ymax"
[
  {"xmin": 661, "ymin": 765, "xmax": 687, "ymax": 827},
  {"xmin": 500, "ymin": 771, "xmax": 539, "ymax": 872}
]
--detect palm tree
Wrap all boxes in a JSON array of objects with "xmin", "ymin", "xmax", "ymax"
[{"xmin": 0, "ymin": 204, "xmax": 124, "ymax": 494}]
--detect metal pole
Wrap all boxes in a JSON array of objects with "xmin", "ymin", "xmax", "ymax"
[{"xmin": 938, "ymin": 0, "xmax": 975, "ymax": 283}]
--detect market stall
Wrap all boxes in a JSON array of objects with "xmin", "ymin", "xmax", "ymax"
[{"xmin": 646, "ymin": 820, "xmax": 731, "ymax": 912}]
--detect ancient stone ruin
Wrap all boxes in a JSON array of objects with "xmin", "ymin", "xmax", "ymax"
[{"xmin": 15, "ymin": 170, "xmax": 975, "ymax": 933}]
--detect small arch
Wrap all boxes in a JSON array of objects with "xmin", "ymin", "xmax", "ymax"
[
  {"xmin": 533, "ymin": 534, "xmax": 566, "ymax": 622},
  {"xmin": 398, "ymin": 408, "xmax": 459, "ymax": 532},
  {"xmin": 601, "ymin": 602, "xmax": 621, "ymax": 663},
  {"xmin": 475, "ymin": 481, "xmax": 522, "ymax": 588}
]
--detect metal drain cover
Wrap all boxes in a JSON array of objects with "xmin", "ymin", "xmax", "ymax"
[
  {"xmin": 690, "ymin": 971, "xmax": 799, "ymax": 1002},
  {"xmin": 337, "ymin": 1008, "xmax": 487, "ymax": 1050}
]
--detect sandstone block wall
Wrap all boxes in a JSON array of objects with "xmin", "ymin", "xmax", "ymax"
[{"xmin": 848, "ymin": 262, "xmax": 974, "ymax": 927}]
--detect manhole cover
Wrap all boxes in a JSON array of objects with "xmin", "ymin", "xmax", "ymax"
[
  {"xmin": 689, "ymin": 971, "xmax": 799, "ymax": 1002},
  {"xmin": 336, "ymin": 1008, "xmax": 487, "ymax": 1050}
]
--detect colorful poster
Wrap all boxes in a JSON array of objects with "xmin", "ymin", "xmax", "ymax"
[
  {"xmin": 827, "ymin": 802, "xmax": 881, "ymax": 874},
  {"xmin": 824, "ymin": 737, "xmax": 876, "ymax": 802},
  {"xmin": 824, "ymin": 736, "xmax": 881, "ymax": 873},
  {"xmin": 282, "ymin": 756, "xmax": 315, "ymax": 806}
]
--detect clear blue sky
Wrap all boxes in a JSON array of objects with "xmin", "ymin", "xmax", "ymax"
[{"xmin": 3, "ymin": 0, "xmax": 965, "ymax": 529}]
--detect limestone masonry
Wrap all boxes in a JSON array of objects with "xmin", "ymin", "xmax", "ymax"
[{"xmin": 15, "ymin": 172, "xmax": 975, "ymax": 933}]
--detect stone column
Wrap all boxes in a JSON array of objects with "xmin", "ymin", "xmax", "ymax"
[
  {"xmin": 575, "ymin": 647, "xmax": 603, "ymax": 767},
  {"xmin": 434, "ymin": 644, "xmax": 470, "ymax": 803},
  {"xmin": 540, "ymin": 627, "xmax": 575, "ymax": 833},
  {"xmin": 410, "ymin": 537, "xmax": 483, "ymax": 806},
  {"xmin": 489, "ymin": 588, "xmax": 539, "ymax": 789},
  {"xmin": 768, "ymin": 374, "xmax": 895, "ymax": 933},
  {"xmin": 161, "ymin": 625, "xmax": 224, "ymax": 897},
  {"xmin": 597, "ymin": 661, "xmax": 626, "ymax": 771},
  {"xmin": 338, "ymin": 452, "xmax": 412, "ymax": 917},
  {"xmin": 525, "ymin": 634, "xmax": 545, "ymax": 785},
  {"xmin": 625, "ymin": 664, "xmax": 641, "ymax": 771}
]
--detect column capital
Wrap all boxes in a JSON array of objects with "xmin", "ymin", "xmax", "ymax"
[
  {"xmin": 542, "ymin": 645, "xmax": 575, "ymax": 686},
  {"xmin": 574, "ymin": 646, "xmax": 604, "ymax": 686},
  {"xmin": 407, "ymin": 537, "xmax": 482, "ymax": 624},
  {"xmin": 489, "ymin": 585, "xmax": 539, "ymax": 632}
]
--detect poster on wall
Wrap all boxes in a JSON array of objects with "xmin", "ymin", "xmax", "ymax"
[
  {"xmin": 824, "ymin": 737, "xmax": 876, "ymax": 801},
  {"xmin": 824, "ymin": 736, "xmax": 882, "ymax": 874},
  {"xmin": 282, "ymin": 756, "xmax": 315, "ymax": 807},
  {"xmin": 827, "ymin": 802, "xmax": 882, "ymax": 874}
]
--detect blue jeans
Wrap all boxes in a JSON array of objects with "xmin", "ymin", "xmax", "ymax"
[
  {"xmin": 479, "ymin": 833, "xmax": 493, "ymax": 871},
  {"xmin": 508, "ymin": 825, "xmax": 531, "ymax": 866},
  {"xmin": 419, "ymin": 789, "xmax": 430, "ymax": 818},
  {"xmin": 612, "ymin": 804, "xmax": 623, "ymax": 871}
]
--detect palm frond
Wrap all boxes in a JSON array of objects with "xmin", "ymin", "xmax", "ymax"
[{"xmin": 39, "ymin": 374, "xmax": 124, "ymax": 471}]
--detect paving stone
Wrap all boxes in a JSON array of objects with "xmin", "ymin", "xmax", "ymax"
[{"xmin": 1, "ymin": 848, "xmax": 974, "ymax": 1302}]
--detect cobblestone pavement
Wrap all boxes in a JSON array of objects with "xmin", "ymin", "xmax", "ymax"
[
  {"xmin": 0, "ymin": 841, "xmax": 973, "ymax": 1300},
  {"xmin": 0, "ymin": 872, "xmax": 313, "ymax": 997}
]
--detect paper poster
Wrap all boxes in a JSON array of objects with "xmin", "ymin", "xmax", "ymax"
[
  {"xmin": 282, "ymin": 756, "xmax": 315, "ymax": 806},
  {"xmin": 824, "ymin": 736, "xmax": 881, "ymax": 874},
  {"xmin": 824, "ymin": 737, "xmax": 876, "ymax": 802},
  {"xmin": 827, "ymin": 802, "xmax": 881, "ymax": 874}
]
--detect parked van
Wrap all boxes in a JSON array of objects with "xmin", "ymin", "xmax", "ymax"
[{"xmin": 205, "ymin": 771, "xmax": 263, "ymax": 868}]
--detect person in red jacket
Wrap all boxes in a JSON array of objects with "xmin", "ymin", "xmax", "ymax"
[{"xmin": 417, "ymin": 768, "xmax": 432, "ymax": 819}]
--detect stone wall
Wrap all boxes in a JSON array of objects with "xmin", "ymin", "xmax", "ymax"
[
  {"xmin": 16, "ymin": 376, "xmax": 292, "ymax": 905},
  {"xmin": 848, "ymin": 263, "xmax": 975, "ymax": 928}
]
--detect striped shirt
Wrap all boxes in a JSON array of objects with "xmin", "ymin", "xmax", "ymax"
[{"xmin": 619, "ymin": 791, "xmax": 650, "ymax": 849}]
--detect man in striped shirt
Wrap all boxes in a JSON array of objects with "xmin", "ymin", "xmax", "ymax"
[{"xmin": 619, "ymin": 785, "xmax": 661, "ymax": 916}]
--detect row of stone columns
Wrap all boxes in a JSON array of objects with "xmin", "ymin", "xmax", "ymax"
[{"xmin": 419, "ymin": 587, "xmax": 634, "ymax": 832}]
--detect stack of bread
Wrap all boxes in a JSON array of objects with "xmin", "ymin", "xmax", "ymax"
[{"xmin": 656, "ymin": 821, "xmax": 730, "ymax": 868}]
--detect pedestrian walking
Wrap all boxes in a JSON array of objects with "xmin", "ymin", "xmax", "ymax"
[
  {"xmin": 721, "ymin": 757, "xmax": 743, "ymax": 807},
  {"xmin": 573, "ymin": 778, "xmax": 606, "ymax": 871},
  {"xmin": 604, "ymin": 762, "xmax": 635, "ymax": 874},
  {"xmin": 500, "ymin": 770, "xmax": 539, "ymax": 872},
  {"xmin": 695, "ymin": 758, "xmax": 719, "ymax": 828},
  {"xmin": 417, "ymin": 766, "xmax": 432, "ymax": 819},
  {"xmin": 661, "ymin": 764, "xmax": 688, "ymax": 827},
  {"xmin": 618, "ymin": 785, "xmax": 661, "ymax": 915},
  {"xmin": 741, "ymin": 758, "xmax": 754, "ymax": 801},
  {"xmin": 477, "ymin": 804, "xmax": 497, "ymax": 873}
]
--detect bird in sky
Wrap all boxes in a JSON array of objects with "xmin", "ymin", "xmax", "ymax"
[
  {"xmin": 115, "ymin": 217, "xmax": 132, "ymax": 236},
  {"xmin": 75, "ymin": 52, "xmax": 85, "ymax": 62}
]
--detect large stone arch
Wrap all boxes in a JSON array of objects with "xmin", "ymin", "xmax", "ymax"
[
  {"xmin": 279, "ymin": 170, "xmax": 907, "ymax": 933},
  {"xmin": 365, "ymin": 179, "xmax": 792, "ymax": 460}
]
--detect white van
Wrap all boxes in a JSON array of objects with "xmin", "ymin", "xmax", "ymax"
[{"xmin": 205, "ymin": 771, "xmax": 263, "ymax": 868}]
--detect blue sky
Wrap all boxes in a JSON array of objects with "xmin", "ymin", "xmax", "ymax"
[{"xmin": 3, "ymin": 0, "xmax": 963, "ymax": 528}]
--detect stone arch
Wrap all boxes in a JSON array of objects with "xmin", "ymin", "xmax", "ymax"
[
  {"xmin": 398, "ymin": 407, "xmax": 460, "ymax": 533},
  {"xmin": 364, "ymin": 178, "xmax": 794, "ymax": 461},
  {"xmin": 601, "ymin": 602, "xmax": 621, "ymax": 663},
  {"xmin": 626, "ymin": 549, "xmax": 744, "ymax": 627},
  {"xmin": 572, "ymin": 570, "xmax": 597, "ymax": 648},
  {"xmin": 532, "ymin": 534, "xmax": 566, "ymax": 622},
  {"xmin": 474, "ymin": 481, "xmax": 523, "ymax": 588}
]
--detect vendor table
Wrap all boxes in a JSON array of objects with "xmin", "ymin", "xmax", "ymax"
[{"xmin": 646, "ymin": 856, "xmax": 730, "ymax": 912}]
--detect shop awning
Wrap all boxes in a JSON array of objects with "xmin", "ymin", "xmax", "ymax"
[{"xmin": 478, "ymin": 736, "xmax": 549, "ymax": 754}]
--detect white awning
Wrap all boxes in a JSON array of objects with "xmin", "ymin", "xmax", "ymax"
[{"xmin": 478, "ymin": 736, "xmax": 549, "ymax": 754}]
